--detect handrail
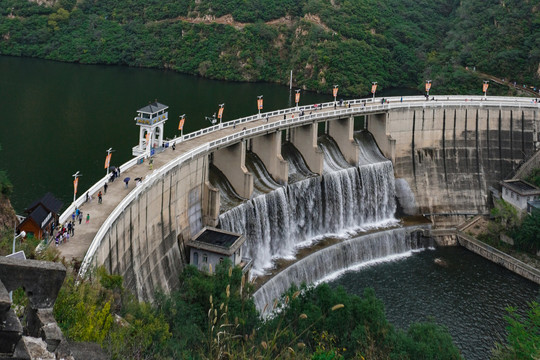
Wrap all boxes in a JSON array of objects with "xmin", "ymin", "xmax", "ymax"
[
  {"xmin": 77, "ymin": 95, "xmax": 540, "ymax": 277},
  {"xmin": 457, "ymin": 231, "xmax": 540, "ymax": 283},
  {"xmin": 58, "ymin": 154, "xmax": 145, "ymax": 224},
  {"xmin": 79, "ymin": 143, "xmax": 210, "ymax": 276},
  {"xmin": 164, "ymin": 95, "xmax": 539, "ymax": 148}
]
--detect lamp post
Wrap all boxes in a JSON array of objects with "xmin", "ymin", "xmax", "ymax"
[
  {"xmin": 295, "ymin": 89, "xmax": 301, "ymax": 111},
  {"xmin": 10, "ymin": 230, "xmax": 26, "ymax": 301},
  {"xmin": 425, "ymin": 80, "xmax": 432, "ymax": 97},
  {"xmin": 483, "ymin": 80, "xmax": 489, "ymax": 98},
  {"xmin": 105, "ymin": 148, "xmax": 114, "ymax": 176},
  {"xmin": 72, "ymin": 171, "xmax": 82, "ymax": 203},
  {"xmin": 371, "ymin": 82, "xmax": 378, "ymax": 100},
  {"xmin": 12, "ymin": 231, "xmax": 26, "ymax": 254},
  {"xmin": 333, "ymin": 85, "xmax": 339, "ymax": 106},
  {"xmin": 257, "ymin": 95, "xmax": 263, "ymax": 118},
  {"xmin": 218, "ymin": 103, "xmax": 225, "ymax": 128},
  {"xmin": 178, "ymin": 114, "xmax": 186, "ymax": 138}
]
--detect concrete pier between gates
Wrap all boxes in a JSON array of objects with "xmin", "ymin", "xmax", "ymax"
[
  {"xmin": 213, "ymin": 141, "xmax": 254, "ymax": 199},
  {"xmin": 289, "ymin": 123, "xmax": 324, "ymax": 174},
  {"xmin": 251, "ymin": 131, "xmax": 289, "ymax": 184}
]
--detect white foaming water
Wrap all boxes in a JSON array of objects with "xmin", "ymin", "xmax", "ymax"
[
  {"xmin": 219, "ymin": 134, "xmax": 398, "ymax": 276},
  {"xmin": 253, "ymin": 226, "xmax": 431, "ymax": 316},
  {"xmin": 395, "ymin": 178, "xmax": 419, "ymax": 215}
]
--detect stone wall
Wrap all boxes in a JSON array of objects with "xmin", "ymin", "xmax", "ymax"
[
  {"xmin": 457, "ymin": 232, "xmax": 540, "ymax": 284},
  {"xmin": 369, "ymin": 105, "xmax": 539, "ymax": 227}
]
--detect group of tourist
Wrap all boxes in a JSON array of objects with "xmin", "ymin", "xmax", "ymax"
[
  {"xmin": 54, "ymin": 207, "xmax": 90, "ymax": 246},
  {"xmin": 109, "ymin": 166, "xmax": 121, "ymax": 183}
]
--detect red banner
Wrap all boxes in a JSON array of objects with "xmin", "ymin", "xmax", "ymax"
[
  {"xmin": 178, "ymin": 118, "xmax": 185, "ymax": 130},
  {"xmin": 257, "ymin": 98, "xmax": 263, "ymax": 110},
  {"xmin": 371, "ymin": 84, "xmax": 377, "ymax": 94},
  {"xmin": 333, "ymin": 87, "xmax": 338, "ymax": 97},
  {"xmin": 73, "ymin": 177, "xmax": 78, "ymax": 195},
  {"xmin": 218, "ymin": 107, "xmax": 224, "ymax": 119},
  {"xmin": 295, "ymin": 92, "xmax": 300, "ymax": 103},
  {"xmin": 483, "ymin": 83, "xmax": 489, "ymax": 93},
  {"xmin": 104, "ymin": 153, "xmax": 112, "ymax": 169},
  {"xmin": 425, "ymin": 82, "xmax": 432, "ymax": 92}
]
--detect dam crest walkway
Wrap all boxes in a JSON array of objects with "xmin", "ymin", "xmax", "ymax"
[{"xmin": 55, "ymin": 95, "xmax": 539, "ymax": 275}]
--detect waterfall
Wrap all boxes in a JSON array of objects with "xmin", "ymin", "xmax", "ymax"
[
  {"xmin": 253, "ymin": 226, "xmax": 431, "ymax": 315},
  {"xmin": 219, "ymin": 132, "xmax": 398, "ymax": 276},
  {"xmin": 395, "ymin": 178, "xmax": 419, "ymax": 215}
]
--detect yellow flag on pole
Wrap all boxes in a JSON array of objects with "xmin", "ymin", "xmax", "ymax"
[
  {"xmin": 218, "ymin": 107, "xmax": 224, "ymax": 119},
  {"xmin": 371, "ymin": 84, "xmax": 377, "ymax": 93},
  {"xmin": 178, "ymin": 118, "xmax": 185, "ymax": 130}
]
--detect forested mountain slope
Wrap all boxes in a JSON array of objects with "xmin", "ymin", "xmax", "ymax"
[{"xmin": 0, "ymin": 0, "xmax": 538, "ymax": 96}]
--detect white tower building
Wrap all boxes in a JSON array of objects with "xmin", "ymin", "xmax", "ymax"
[{"xmin": 132, "ymin": 101, "xmax": 168, "ymax": 156}]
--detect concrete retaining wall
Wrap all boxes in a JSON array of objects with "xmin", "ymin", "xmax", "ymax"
[{"xmin": 457, "ymin": 232, "xmax": 540, "ymax": 284}]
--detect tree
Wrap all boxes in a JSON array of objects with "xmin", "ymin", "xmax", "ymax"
[
  {"xmin": 511, "ymin": 211, "xmax": 540, "ymax": 254},
  {"xmin": 492, "ymin": 302, "xmax": 540, "ymax": 360},
  {"xmin": 491, "ymin": 199, "xmax": 519, "ymax": 231}
]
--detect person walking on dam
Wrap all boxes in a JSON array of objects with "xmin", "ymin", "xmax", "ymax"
[{"xmin": 86, "ymin": 213, "xmax": 90, "ymax": 224}]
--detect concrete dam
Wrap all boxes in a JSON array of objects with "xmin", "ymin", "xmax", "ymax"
[{"xmin": 70, "ymin": 96, "xmax": 539, "ymax": 301}]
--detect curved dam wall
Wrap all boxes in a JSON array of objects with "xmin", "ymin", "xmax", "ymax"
[
  {"xmin": 80, "ymin": 97, "xmax": 539, "ymax": 301},
  {"xmin": 92, "ymin": 154, "xmax": 212, "ymax": 301},
  {"xmin": 368, "ymin": 103, "xmax": 539, "ymax": 226}
]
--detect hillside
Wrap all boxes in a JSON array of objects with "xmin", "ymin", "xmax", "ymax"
[{"xmin": 0, "ymin": 0, "xmax": 538, "ymax": 96}]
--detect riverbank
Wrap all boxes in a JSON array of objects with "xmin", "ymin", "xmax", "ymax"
[{"xmin": 452, "ymin": 216, "xmax": 540, "ymax": 284}]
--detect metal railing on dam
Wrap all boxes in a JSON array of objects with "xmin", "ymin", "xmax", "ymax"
[{"xmin": 55, "ymin": 95, "xmax": 539, "ymax": 278}]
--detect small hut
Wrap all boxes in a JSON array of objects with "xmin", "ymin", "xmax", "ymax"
[{"xmin": 17, "ymin": 193, "xmax": 63, "ymax": 240}]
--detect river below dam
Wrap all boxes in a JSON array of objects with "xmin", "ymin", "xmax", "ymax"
[{"xmin": 328, "ymin": 245, "xmax": 539, "ymax": 360}]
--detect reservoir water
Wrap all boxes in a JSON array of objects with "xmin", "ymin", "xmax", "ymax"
[{"xmin": 0, "ymin": 55, "xmax": 330, "ymax": 212}]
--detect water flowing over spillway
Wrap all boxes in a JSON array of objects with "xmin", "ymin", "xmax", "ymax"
[
  {"xmin": 219, "ymin": 131, "xmax": 398, "ymax": 275},
  {"xmin": 253, "ymin": 226, "xmax": 432, "ymax": 315}
]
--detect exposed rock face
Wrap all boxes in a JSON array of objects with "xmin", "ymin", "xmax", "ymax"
[
  {"xmin": 27, "ymin": 0, "xmax": 56, "ymax": 7},
  {"xmin": 0, "ymin": 257, "xmax": 107, "ymax": 359},
  {"xmin": 0, "ymin": 195, "xmax": 16, "ymax": 230}
]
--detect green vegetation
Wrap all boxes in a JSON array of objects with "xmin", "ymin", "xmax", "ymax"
[
  {"xmin": 492, "ymin": 302, "xmax": 540, "ymax": 360},
  {"xmin": 1, "ymin": 0, "xmax": 538, "ymax": 96},
  {"xmin": 526, "ymin": 168, "xmax": 540, "ymax": 188},
  {"xmin": 49, "ymin": 261, "xmax": 462, "ymax": 359},
  {"xmin": 0, "ymin": 144, "xmax": 13, "ymax": 196},
  {"xmin": 484, "ymin": 199, "xmax": 540, "ymax": 255},
  {"xmin": 511, "ymin": 211, "xmax": 540, "ymax": 255}
]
